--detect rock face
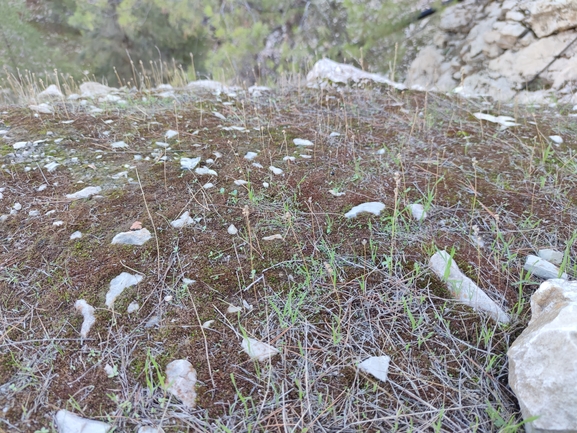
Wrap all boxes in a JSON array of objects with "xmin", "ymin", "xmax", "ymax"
[
  {"xmin": 405, "ymin": 0, "xmax": 577, "ymax": 103},
  {"xmin": 508, "ymin": 279, "xmax": 577, "ymax": 433}
]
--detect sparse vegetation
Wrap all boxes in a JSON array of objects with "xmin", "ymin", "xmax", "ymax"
[{"xmin": 0, "ymin": 73, "xmax": 576, "ymax": 432}]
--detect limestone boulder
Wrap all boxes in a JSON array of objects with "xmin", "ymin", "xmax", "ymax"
[
  {"xmin": 521, "ymin": 0, "xmax": 577, "ymax": 38},
  {"xmin": 508, "ymin": 279, "xmax": 577, "ymax": 433}
]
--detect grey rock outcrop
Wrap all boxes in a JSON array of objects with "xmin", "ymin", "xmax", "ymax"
[
  {"xmin": 508, "ymin": 279, "xmax": 577, "ymax": 433},
  {"xmin": 406, "ymin": 0, "xmax": 577, "ymax": 103}
]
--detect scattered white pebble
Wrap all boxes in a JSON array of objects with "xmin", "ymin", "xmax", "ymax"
[
  {"xmin": 70, "ymin": 231, "xmax": 82, "ymax": 240},
  {"xmin": 252, "ymin": 162, "xmax": 264, "ymax": 169},
  {"xmin": 242, "ymin": 299, "xmax": 253, "ymax": 311},
  {"xmin": 408, "ymin": 203, "xmax": 427, "ymax": 221},
  {"xmin": 111, "ymin": 140, "xmax": 128, "ymax": 149},
  {"xmin": 53, "ymin": 220, "xmax": 64, "ymax": 226},
  {"xmin": 549, "ymin": 135, "xmax": 563, "ymax": 145},
  {"xmin": 134, "ymin": 154, "xmax": 142, "ymax": 161},
  {"xmin": 202, "ymin": 320, "xmax": 215, "ymax": 329},
  {"xmin": 165, "ymin": 360, "xmax": 197, "ymax": 408},
  {"xmin": 537, "ymin": 249, "xmax": 564, "ymax": 266},
  {"xmin": 263, "ymin": 234, "xmax": 283, "ymax": 241},
  {"xmin": 234, "ymin": 179, "xmax": 248, "ymax": 186},
  {"xmin": 165, "ymin": 130, "xmax": 179, "ymax": 139},
  {"xmin": 328, "ymin": 189, "xmax": 345, "ymax": 197},
  {"xmin": 283, "ymin": 156, "xmax": 296, "ymax": 162},
  {"xmin": 111, "ymin": 228, "xmax": 152, "ymax": 245},
  {"xmin": 183, "ymin": 278, "xmax": 195, "ymax": 285},
  {"xmin": 29, "ymin": 210, "xmax": 40, "ymax": 217},
  {"xmin": 269, "ymin": 166, "xmax": 283, "ymax": 175},
  {"xmin": 213, "ymin": 151, "xmax": 223, "ymax": 158},
  {"xmin": 13, "ymin": 203, "xmax": 21, "ymax": 211},
  {"xmin": 195, "ymin": 166, "xmax": 218, "ymax": 176},
  {"xmin": 358, "ymin": 356, "xmax": 391, "ymax": 383},
  {"xmin": 263, "ymin": 182, "xmax": 269, "ymax": 188},
  {"xmin": 66, "ymin": 186, "xmax": 102, "ymax": 200},
  {"xmin": 329, "ymin": 132, "xmax": 341, "ymax": 137},
  {"xmin": 300, "ymin": 154, "xmax": 312, "ymax": 159},
  {"xmin": 171, "ymin": 211, "xmax": 195, "ymax": 229},
  {"xmin": 212, "ymin": 111, "xmax": 226, "ymax": 120},
  {"xmin": 156, "ymin": 141, "xmax": 169, "ymax": 148},
  {"xmin": 127, "ymin": 301, "xmax": 139, "ymax": 313},
  {"xmin": 181, "ymin": 157, "xmax": 201, "ymax": 170},
  {"xmin": 241, "ymin": 337, "xmax": 279, "ymax": 362},
  {"xmin": 104, "ymin": 364, "xmax": 118, "ymax": 378},
  {"xmin": 345, "ymin": 202, "xmax": 385, "ymax": 219},
  {"xmin": 74, "ymin": 300, "xmax": 96, "ymax": 339},
  {"xmin": 228, "ymin": 224, "xmax": 238, "ymax": 235},
  {"xmin": 55, "ymin": 409, "xmax": 110, "ymax": 433},
  {"xmin": 227, "ymin": 305, "xmax": 242, "ymax": 314},
  {"xmin": 293, "ymin": 138, "xmax": 314, "ymax": 146},
  {"xmin": 164, "ymin": 295, "xmax": 173, "ymax": 302},
  {"xmin": 376, "ymin": 149, "xmax": 386, "ymax": 155},
  {"xmin": 13, "ymin": 141, "xmax": 28, "ymax": 150},
  {"xmin": 244, "ymin": 151, "xmax": 258, "ymax": 161},
  {"xmin": 106, "ymin": 273, "xmax": 144, "ymax": 308},
  {"xmin": 44, "ymin": 161, "xmax": 60, "ymax": 172},
  {"xmin": 203, "ymin": 182, "xmax": 215, "ymax": 189},
  {"xmin": 205, "ymin": 158, "xmax": 214, "ymax": 165}
]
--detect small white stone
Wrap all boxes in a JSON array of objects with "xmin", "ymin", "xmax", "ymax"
[
  {"xmin": 205, "ymin": 158, "xmax": 214, "ymax": 165},
  {"xmin": 263, "ymin": 182, "xmax": 269, "ymax": 188},
  {"xmin": 165, "ymin": 360, "xmax": 197, "ymax": 408},
  {"xmin": 345, "ymin": 202, "xmax": 385, "ymax": 219},
  {"xmin": 293, "ymin": 138, "xmax": 314, "ymax": 146},
  {"xmin": 74, "ymin": 300, "xmax": 96, "ymax": 338},
  {"xmin": 408, "ymin": 203, "xmax": 427, "ymax": 221},
  {"xmin": 263, "ymin": 234, "xmax": 283, "ymax": 241},
  {"xmin": 549, "ymin": 135, "xmax": 563, "ymax": 145},
  {"xmin": 29, "ymin": 210, "xmax": 40, "ymax": 217},
  {"xmin": 227, "ymin": 305, "xmax": 242, "ymax": 314},
  {"xmin": 228, "ymin": 224, "xmax": 238, "ymax": 235},
  {"xmin": 269, "ymin": 166, "xmax": 283, "ymax": 175},
  {"xmin": 70, "ymin": 231, "xmax": 82, "ymax": 240},
  {"xmin": 252, "ymin": 163, "xmax": 264, "ymax": 169},
  {"xmin": 358, "ymin": 356, "xmax": 391, "ymax": 382},
  {"xmin": 196, "ymin": 319, "xmax": 213, "ymax": 330},
  {"xmin": 155, "ymin": 141, "xmax": 169, "ymax": 148},
  {"xmin": 213, "ymin": 151, "xmax": 223, "ymax": 158},
  {"xmin": 37, "ymin": 184, "xmax": 47, "ymax": 192},
  {"xmin": 212, "ymin": 111, "xmax": 226, "ymax": 120},
  {"xmin": 171, "ymin": 211, "xmax": 195, "ymax": 229},
  {"xmin": 195, "ymin": 166, "xmax": 218, "ymax": 176},
  {"xmin": 66, "ymin": 186, "xmax": 102, "ymax": 200},
  {"xmin": 29, "ymin": 103, "xmax": 54, "ymax": 114},
  {"xmin": 127, "ymin": 301, "xmax": 139, "ymax": 313},
  {"xmin": 44, "ymin": 161, "xmax": 60, "ymax": 172},
  {"xmin": 13, "ymin": 202, "xmax": 21, "ymax": 210},
  {"xmin": 203, "ymin": 182, "xmax": 215, "ymax": 189},
  {"xmin": 234, "ymin": 179, "xmax": 248, "ymax": 186},
  {"xmin": 53, "ymin": 220, "xmax": 64, "ymax": 226},
  {"xmin": 329, "ymin": 132, "xmax": 341, "ymax": 137},
  {"xmin": 300, "ymin": 154, "xmax": 312, "ymax": 159},
  {"xmin": 524, "ymin": 255, "xmax": 568, "ymax": 280},
  {"xmin": 55, "ymin": 409, "xmax": 110, "ymax": 433},
  {"xmin": 244, "ymin": 151, "xmax": 258, "ymax": 161},
  {"xmin": 241, "ymin": 337, "xmax": 279, "ymax": 362},
  {"xmin": 13, "ymin": 141, "xmax": 28, "ymax": 150},
  {"xmin": 111, "ymin": 228, "xmax": 152, "ymax": 246},
  {"xmin": 111, "ymin": 141, "xmax": 128, "ymax": 149},
  {"xmin": 473, "ymin": 113, "xmax": 518, "ymax": 128},
  {"xmin": 165, "ymin": 130, "xmax": 178, "ymax": 139},
  {"xmin": 283, "ymin": 156, "xmax": 296, "ymax": 162},
  {"xmin": 181, "ymin": 157, "xmax": 201, "ymax": 170},
  {"xmin": 538, "ymin": 249, "xmax": 564, "ymax": 266},
  {"xmin": 164, "ymin": 295, "xmax": 173, "ymax": 302},
  {"xmin": 328, "ymin": 189, "xmax": 345, "ymax": 197},
  {"xmin": 105, "ymin": 272, "xmax": 143, "ymax": 308}
]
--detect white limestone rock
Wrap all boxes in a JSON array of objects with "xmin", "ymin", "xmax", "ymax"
[
  {"xmin": 227, "ymin": 224, "xmax": 238, "ymax": 235},
  {"xmin": 524, "ymin": 255, "xmax": 569, "ymax": 280},
  {"xmin": 111, "ymin": 228, "xmax": 152, "ymax": 246},
  {"xmin": 38, "ymin": 84, "xmax": 63, "ymax": 100},
  {"xmin": 80, "ymin": 82, "xmax": 116, "ymax": 98},
  {"xmin": 408, "ymin": 203, "xmax": 427, "ymax": 221},
  {"xmin": 74, "ymin": 300, "xmax": 96, "ymax": 339},
  {"xmin": 521, "ymin": 0, "xmax": 577, "ymax": 37},
  {"xmin": 171, "ymin": 211, "xmax": 195, "ymax": 229},
  {"xmin": 66, "ymin": 186, "xmax": 102, "ymax": 200},
  {"xmin": 180, "ymin": 157, "xmax": 201, "ymax": 170},
  {"xmin": 105, "ymin": 272, "xmax": 143, "ymax": 308},
  {"xmin": 508, "ymin": 279, "xmax": 577, "ymax": 433},
  {"xmin": 165, "ymin": 130, "xmax": 178, "ymax": 139},
  {"xmin": 195, "ymin": 166, "xmax": 218, "ymax": 176},
  {"xmin": 165, "ymin": 359, "xmax": 197, "ymax": 408},
  {"xmin": 269, "ymin": 166, "xmax": 283, "ymax": 175},
  {"xmin": 55, "ymin": 409, "xmax": 110, "ymax": 433},
  {"xmin": 429, "ymin": 250, "xmax": 510, "ymax": 323},
  {"xmin": 344, "ymin": 202, "xmax": 385, "ymax": 219},
  {"xmin": 473, "ymin": 113, "xmax": 518, "ymax": 128},
  {"xmin": 293, "ymin": 138, "xmax": 313, "ymax": 146},
  {"xmin": 306, "ymin": 58, "xmax": 406, "ymax": 90},
  {"xmin": 244, "ymin": 151, "xmax": 258, "ymax": 161},
  {"xmin": 549, "ymin": 135, "xmax": 563, "ymax": 145},
  {"xmin": 110, "ymin": 141, "xmax": 128, "ymax": 149},
  {"xmin": 358, "ymin": 356, "xmax": 391, "ymax": 383},
  {"xmin": 29, "ymin": 103, "xmax": 54, "ymax": 114},
  {"xmin": 241, "ymin": 337, "xmax": 279, "ymax": 362},
  {"xmin": 538, "ymin": 249, "xmax": 564, "ymax": 266}
]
